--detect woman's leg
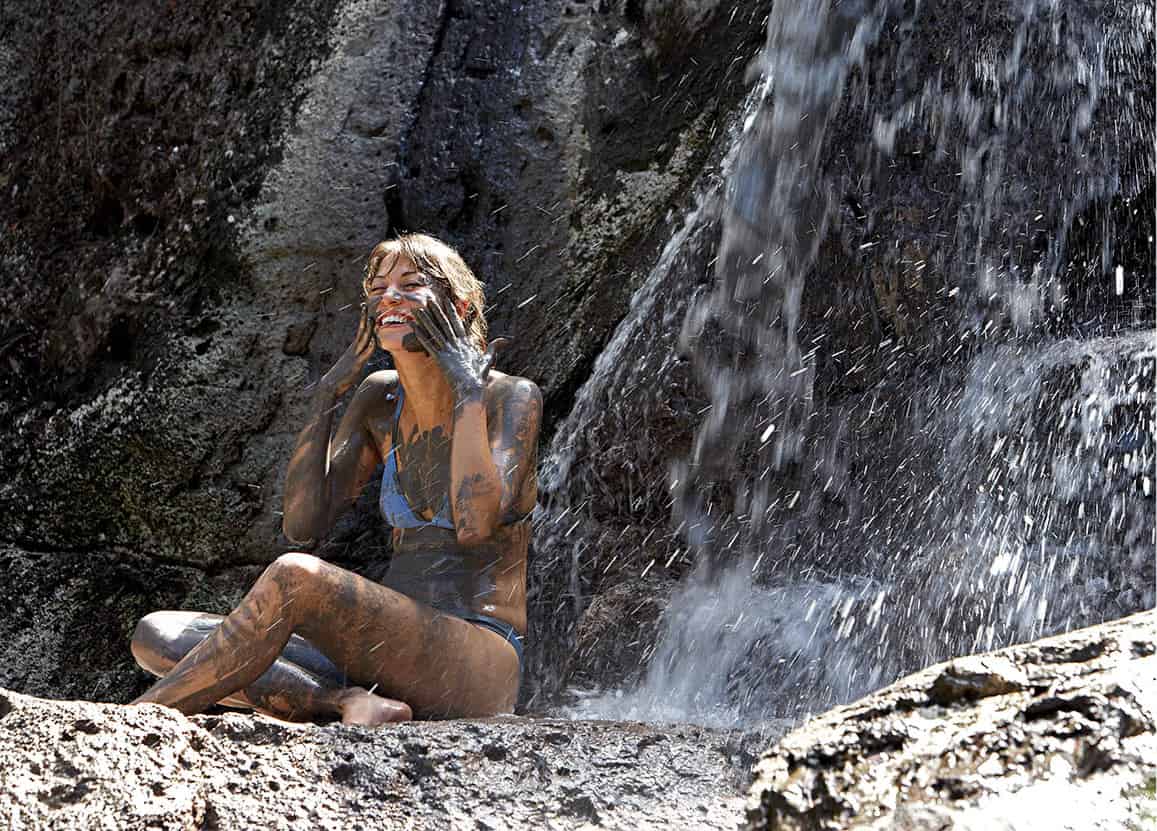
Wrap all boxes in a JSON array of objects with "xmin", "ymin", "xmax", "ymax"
[
  {"xmin": 132, "ymin": 554, "xmax": 520, "ymax": 719},
  {"xmin": 130, "ymin": 611, "xmax": 412, "ymax": 724}
]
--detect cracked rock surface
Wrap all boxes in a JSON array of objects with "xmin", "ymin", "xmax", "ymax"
[
  {"xmin": 745, "ymin": 609, "xmax": 1157, "ymax": 831},
  {"xmin": 0, "ymin": 690, "xmax": 758, "ymax": 830}
]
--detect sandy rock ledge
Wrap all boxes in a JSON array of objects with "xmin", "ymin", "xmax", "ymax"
[
  {"xmin": 745, "ymin": 610, "xmax": 1157, "ymax": 831},
  {"xmin": 0, "ymin": 691, "xmax": 754, "ymax": 830}
]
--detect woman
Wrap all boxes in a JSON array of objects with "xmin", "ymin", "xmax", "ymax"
[{"xmin": 130, "ymin": 233, "xmax": 541, "ymax": 725}]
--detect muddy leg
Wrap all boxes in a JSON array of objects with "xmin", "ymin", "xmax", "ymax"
[
  {"xmin": 131, "ymin": 609, "xmax": 410, "ymax": 725},
  {"xmin": 132, "ymin": 553, "xmax": 518, "ymax": 719}
]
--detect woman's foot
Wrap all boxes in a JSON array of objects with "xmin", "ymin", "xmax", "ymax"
[{"xmin": 337, "ymin": 687, "xmax": 413, "ymax": 726}]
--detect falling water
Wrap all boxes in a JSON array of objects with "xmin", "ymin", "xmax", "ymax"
[
  {"xmin": 671, "ymin": 0, "xmax": 885, "ymax": 543},
  {"xmin": 541, "ymin": 0, "xmax": 1154, "ymax": 726},
  {"xmin": 569, "ymin": 332, "xmax": 1154, "ymax": 726}
]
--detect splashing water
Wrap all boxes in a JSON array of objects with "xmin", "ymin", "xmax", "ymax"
[
  {"xmin": 566, "ymin": 333, "xmax": 1154, "ymax": 728},
  {"xmin": 672, "ymin": 0, "xmax": 886, "ymax": 545},
  {"xmin": 540, "ymin": 0, "xmax": 1154, "ymax": 727},
  {"xmin": 567, "ymin": 566, "xmax": 884, "ymax": 728}
]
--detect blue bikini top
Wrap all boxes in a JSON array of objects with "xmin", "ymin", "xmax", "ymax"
[{"xmin": 379, "ymin": 385, "xmax": 456, "ymax": 530}]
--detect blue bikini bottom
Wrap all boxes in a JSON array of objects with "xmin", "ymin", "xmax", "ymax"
[{"xmin": 460, "ymin": 613, "xmax": 525, "ymax": 676}]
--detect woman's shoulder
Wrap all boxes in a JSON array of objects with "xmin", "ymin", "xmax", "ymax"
[
  {"xmin": 486, "ymin": 371, "xmax": 541, "ymax": 403},
  {"xmin": 485, "ymin": 373, "xmax": 542, "ymax": 429},
  {"xmin": 351, "ymin": 370, "xmax": 400, "ymax": 414}
]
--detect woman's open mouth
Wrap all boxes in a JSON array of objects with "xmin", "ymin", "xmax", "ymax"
[{"xmin": 376, "ymin": 312, "xmax": 413, "ymax": 330}]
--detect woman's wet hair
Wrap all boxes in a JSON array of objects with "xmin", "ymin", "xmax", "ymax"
[{"xmin": 363, "ymin": 233, "xmax": 488, "ymax": 353}]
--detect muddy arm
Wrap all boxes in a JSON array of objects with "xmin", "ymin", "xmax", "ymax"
[
  {"xmin": 451, "ymin": 377, "xmax": 542, "ymax": 544},
  {"xmin": 282, "ymin": 376, "xmax": 381, "ymax": 546}
]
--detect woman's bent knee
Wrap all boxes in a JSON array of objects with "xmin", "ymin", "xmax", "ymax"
[
  {"xmin": 257, "ymin": 554, "xmax": 327, "ymax": 624},
  {"xmin": 266, "ymin": 552, "xmax": 324, "ymax": 586}
]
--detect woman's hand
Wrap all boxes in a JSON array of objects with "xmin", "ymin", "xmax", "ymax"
[
  {"xmin": 411, "ymin": 300, "xmax": 508, "ymax": 402},
  {"xmin": 320, "ymin": 296, "xmax": 380, "ymax": 398}
]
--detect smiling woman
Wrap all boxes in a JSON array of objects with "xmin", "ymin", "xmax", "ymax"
[
  {"xmin": 363, "ymin": 236, "xmax": 489, "ymax": 354},
  {"xmin": 129, "ymin": 233, "xmax": 542, "ymax": 724}
]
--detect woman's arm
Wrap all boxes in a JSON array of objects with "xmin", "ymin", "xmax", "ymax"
[
  {"xmin": 282, "ymin": 377, "xmax": 382, "ymax": 546},
  {"xmin": 449, "ymin": 377, "xmax": 541, "ymax": 545},
  {"xmin": 409, "ymin": 301, "xmax": 540, "ymax": 545},
  {"xmin": 282, "ymin": 300, "xmax": 383, "ymax": 546}
]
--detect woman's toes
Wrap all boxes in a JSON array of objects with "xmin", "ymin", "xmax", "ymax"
[{"xmin": 338, "ymin": 688, "xmax": 413, "ymax": 726}]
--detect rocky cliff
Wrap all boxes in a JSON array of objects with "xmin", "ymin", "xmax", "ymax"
[{"xmin": 0, "ymin": 0, "xmax": 765, "ymax": 702}]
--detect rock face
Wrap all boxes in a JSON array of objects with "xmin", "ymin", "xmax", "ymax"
[
  {"xmin": 0, "ymin": 0, "xmax": 1152, "ymax": 730},
  {"xmin": 0, "ymin": 0, "xmax": 764, "ymax": 568},
  {"xmin": 0, "ymin": 0, "xmax": 765, "ymax": 703},
  {"xmin": 0, "ymin": 689, "xmax": 762, "ymax": 830},
  {"xmin": 745, "ymin": 609, "xmax": 1157, "ymax": 830},
  {"xmin": 0, "ymin": 545, "xmax": 263, "ymax": 702}
]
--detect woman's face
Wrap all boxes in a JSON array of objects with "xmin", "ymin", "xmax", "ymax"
[{"xmin": 366, "ymin": 254, "xmax": 444, "ymax": 354}]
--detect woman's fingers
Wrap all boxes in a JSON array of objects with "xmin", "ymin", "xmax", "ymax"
[
  {"xmin": 360, "ymin": 299, "xmax": 374, "ymax": 335},
  {"xmin": 482, "ymin": 337, "xmax": 510, "ymax": 377},
  {"xmin": 410, "ymin": 323, "xmax": 439, "ymax": 357},
  {"xmin": 426, "ymin": 298, "xmax": 459, "ymax": 342},
  {"xmin": 412, "ymin": 307, "xmax": 447, "ymax": 350},
  {"xmin": 444, "ymin": 299, "xmax": 468, "ymax": 339}
]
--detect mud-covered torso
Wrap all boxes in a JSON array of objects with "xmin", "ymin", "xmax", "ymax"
[
  {"xmin": 361, "ymin": 374, "xmax": 534, "ymax": 634},
  {"xmin": 390, "ymin": 407, "xmax": 453, "ymax": 522},
  {"xmin": 384, "ymin": 524, "xmax": 529, "ymax": 631}
]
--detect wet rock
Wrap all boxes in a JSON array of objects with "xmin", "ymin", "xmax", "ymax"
[
  {"xmin": 396, "ymin": 0, "xmax": 765, "ymax": 413},
  {"xmin": 927, "ymin": 656, "xmax": 1029, "ymax": 705},
  {"xmin": 0, "ymin": 689, "xmax": 750, "ymax": 830},
  {"xmin": 746, "ymin": 610, "xmax": 1157, "ymax": 831},
  {"xmin": 564, "ymin": 575, "xmax": 677, "ymax": 691}
]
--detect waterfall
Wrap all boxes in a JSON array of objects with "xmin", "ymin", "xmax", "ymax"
[
  {"xmin": 541, "ymin": 0, "xmax": 1154, "ymax": 725},
  {"xmin": 569, "ymin": 332, "xmax": 1154, "ymax": 727}
]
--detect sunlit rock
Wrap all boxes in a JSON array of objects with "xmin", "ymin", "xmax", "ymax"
[
  {"xmin": 745, "ymin": 610, "xmax": 1157, "ymax": 831},
  {"xmin": 0, "ymin": 689, "xmax": 752, "ymax": 830}
]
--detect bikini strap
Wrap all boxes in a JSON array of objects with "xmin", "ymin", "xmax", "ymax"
[
  {"xmin": 384, "ymin": 382, "xmax": 455, "ymax": 530},
  {"xmin": 390, "ymin": 383, "xmax": 405, "ymax": 449}
]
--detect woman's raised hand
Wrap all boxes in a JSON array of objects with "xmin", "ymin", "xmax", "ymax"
[
  {"xmin": 411, "ymin": 299, "xmax": 508, "ymax": 402},
  {"xmin": 321, "ymin": 295, "xmax": 380, "ymax": 398}
]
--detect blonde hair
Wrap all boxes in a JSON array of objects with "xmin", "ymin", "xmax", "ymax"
[{"xmin": 363, "ymin": 233, "xmax": 488, "ymax": 352}]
